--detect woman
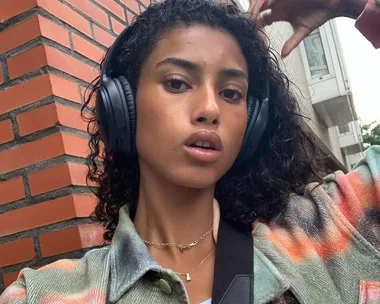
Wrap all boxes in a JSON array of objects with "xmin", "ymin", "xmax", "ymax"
[{"xmin": 1, "ymin": 0, "xmax": 379, "ymax": 303}]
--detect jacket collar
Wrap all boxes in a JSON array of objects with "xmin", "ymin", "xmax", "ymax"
[
  {"xmin": 108, "ymin": 201, "xmax": 289, "ymax": 303},
  {"xmin": 108, "ymin": 200, "xmax": 220, "ymax": 302},
  {"xmin": 108, "ymin": 205, "xmax": 163, "ymax": 302}
]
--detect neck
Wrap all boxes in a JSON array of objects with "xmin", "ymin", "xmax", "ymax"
[{"xmin": 133, "ymin": 168, "xmax": 215, "ymax": 258}]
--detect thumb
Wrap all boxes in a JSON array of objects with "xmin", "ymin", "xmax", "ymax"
[
  {"xmin": 256, "ymin": 10, "xmax": 274, "ymax": 28},
  {"xmin": 281, "ymin": 25, "xmax": 312, "ymax": 58}
]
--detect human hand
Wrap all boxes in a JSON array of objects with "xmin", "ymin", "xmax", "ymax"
[{"xmin": 246, "ymin": 0, "xmax": 366, "ymax": 57}]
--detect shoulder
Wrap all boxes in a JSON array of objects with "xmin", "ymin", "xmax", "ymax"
[
  {"xmin": 252, "ymin": 147, "xmax": 380, "ymax": 303},
  {"xmin": 254, "ymin": 145, "xmax": 380, "ymax": 260},
  {"xmin": 0, "ymin": 246, "xmax": 110, "ymax": 304}
]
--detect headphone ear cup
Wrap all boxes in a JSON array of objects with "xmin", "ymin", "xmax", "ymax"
[
  {"xmin": 234, "ymin": 95, "xmax": 269, "ymax": 167},
  {"xmin": 246, "ymin": 95, "xmax": 256, "ymax": 125},
  {"xmin": 96, "ymin": 85, "xmax": 112, "ymax": 151},
  {"xmin": 117, "ymin": 76, "xmax": 137, "ymax": 154},
  {"xmin": 96, "ymin": 76, "xmax": 134, "ymax": 156},
  {"xmin": 237, "ymin": 96, "xmax": 258, "ymax": 161}
]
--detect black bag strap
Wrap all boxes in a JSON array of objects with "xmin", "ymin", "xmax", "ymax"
[{"xmin": 212, "ymin": 219, "xmax": 253, "ymax": 304}]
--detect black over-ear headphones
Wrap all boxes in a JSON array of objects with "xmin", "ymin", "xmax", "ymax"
[{"xmin": 96, "ymin": 26, "xmax": 270, "ymax": 168}]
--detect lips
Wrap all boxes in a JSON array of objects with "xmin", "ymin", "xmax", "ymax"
[{"xmin": 184, "ymin": 130, "xmax": 223, "ymax": 151}]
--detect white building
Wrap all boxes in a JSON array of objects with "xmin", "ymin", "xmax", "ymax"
[{"xmin": 234, "ymin": 0, "xmax": 364, "ymax": 171}]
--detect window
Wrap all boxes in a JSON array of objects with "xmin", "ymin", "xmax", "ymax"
[
  {"xmin": 304, "ymin": 29, "xmax": 329, "ymax": 79},
  {"xmin": 338, "ymin": 123, "xmax": 350, "ymax": 134}
]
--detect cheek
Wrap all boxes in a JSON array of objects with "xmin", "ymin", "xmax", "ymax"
[
  {"xmin": 135, "ymin": 91, "xmax": 158, "ymax": 153},
  {"xmin": 134, "ymin": 89, "xmax": 180, "ymax": 157},
  {"xmin": 226, "ymin": 109, "xmax": 248, "ymax": 154}
]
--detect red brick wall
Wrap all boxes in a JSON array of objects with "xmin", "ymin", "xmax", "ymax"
[{"xmin": 0, "ymin": 0, "xmax": 150, "ymax": 292}]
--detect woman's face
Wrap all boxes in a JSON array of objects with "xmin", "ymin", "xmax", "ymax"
[{"xmin": 136, "ymin": 25, "xmax": 248, "ymax": 189}]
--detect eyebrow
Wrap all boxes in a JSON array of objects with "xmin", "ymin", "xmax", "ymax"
[
  {"xmin": 220, "ymin": 68, "xmax": 248, "ymax": 80},
  {"xmin": 156, "ymin": 57, "xmax": 248, "ymax": 80},
  {"xmin": 156, "ymin": 57, "xmax": 200, "ymax": 72}
]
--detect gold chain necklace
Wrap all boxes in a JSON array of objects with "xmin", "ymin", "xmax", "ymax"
[
  {"xmin": 174, "ymin": 249, "xmax": 216, "ymax": 282},
  {"xmin": 142, "ymin": 226, "xmax": 213, "ymax": 252}
]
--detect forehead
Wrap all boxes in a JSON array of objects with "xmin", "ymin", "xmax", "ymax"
[{"xmin": 144, "ymin": 25, "xmax": 248, "ymax": 73}]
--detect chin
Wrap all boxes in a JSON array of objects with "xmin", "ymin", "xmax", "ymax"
[{"xmin": 168, "ymin": 165, "xmax": 228, "ymax": 190}]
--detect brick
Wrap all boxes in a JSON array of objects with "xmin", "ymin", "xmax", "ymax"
[
  {"xmin": 0, "ymin": 177, "xmax": 25, "ymax": 206},
  {"xmin": 3, "ymin": 271, "xmax": 20, "ymax": 288},
  {"xmin": 17, "ymin": 102, "xmax": 87, "ymax": 136},
  {"xmin": 119, "ymin": 0, "xmax": 140, "ymax": 14},
  {"xmin": 80, "ymin": 86, "xmax": 94, "ymax": 107},
  {"xmin": 39, "ymin": 224, "xmax": 104, "ymax": 257},
  {"xmin": 111, "ymin": 17, "xmax": 126, "ymax": 35},
  {"xmin": 37, "ymin": 0, "xmax": 91, "ymax": 37},
  {"xmin": 0, "ymin": 194, "xmax": 96, "ymax": 237},
  {"xmin": 0, "ymin": 132, "xmax": 63, "ymax": 175},
  {"xmin": 0, "ymin": 73, "xmax": 52, "ymax": 115},
  {"xmin": 72, "ymin": 33, "xmax": 105, "ymax": 63},
  {"xmin": 0, "ymin": 15, "xmax": 40, "ymax": 55},
  {"xmin": 0, "ymin": 238, "xmax": 35, "ymax": 267},
  {"xmin": 0, "ymin": 132, "xmax": 88, "ymax": 175},
  {"xmin": 81, "ymin": 85, "xmax": 98, "ymax": 110},
  {"xmin": 0, "ymin": 15, "xmax": 70, "ymax": 55},
  {"xmin": 17, "ymin": 103, "xmax": 58, "ymax": 136},
  {"xmin": 46, "ymin": 46, "xmax": 99, "ymax": 83},
  {"xmin": 38, "ymin": 15, "xmax": 71, "ymax": 48},
  {"xmin": 93, "ymin": 24, "xmax": 116, "ymax": 47},
  {"xmin": 50, "ymin": 74, "xmax": 82, "ymax": 103},
  {"xmin": 56, "ymin": 103, "xmax": 88, "ymax": 131},
  {"xmin": 95, "ymin": 0, "xmax": 125, "ymax": 20},
  {"xmin": 29, "ymin": 162, "xmax": 88, "ymax": 195},
  {"xmin": 0, "ymin": 73, "xmax": 82, "ymax": 108},
  {"xmin": 7, "ymin": 44, "xmax": 98, "ymax": 83},
  {"xmin": 0, "ymin": 0, "xmax": 38, "ymax": 23},
  {"xmin": 0, "ymin": 119, "xmax": 14, "ymax": 145},
  {"xmin": 62, "ymin": 132, "xmax": 89, "ymax": 158},
  {"xmin": 65, "ymin": 0, "xmax": 110, "ymax": 29},
  {"xmin": 140, "ymin": 0, "xmax": 151, "ymax": 7},
  {"xmin": 7, "ymin": 45, "xmax": 48, "ymax": 79},
  {"xmin": 126, "ymin": 10, "xmax": 135, "ymax": 24}
]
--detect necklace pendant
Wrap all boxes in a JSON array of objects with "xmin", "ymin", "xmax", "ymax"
[{"xmin": 186, "ymin": 273, "xmax": 191, "ymax": 282}]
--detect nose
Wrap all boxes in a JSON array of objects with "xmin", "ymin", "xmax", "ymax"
[{"xmin": 191, "ymin": 87, "xmax": 220, "ymax": 128}]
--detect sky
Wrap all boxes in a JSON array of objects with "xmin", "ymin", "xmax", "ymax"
[{"xmin": 335, "ymin": 17, "xmax": 380, "ymax": 124}]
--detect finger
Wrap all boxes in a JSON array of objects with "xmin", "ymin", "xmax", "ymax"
[
  {"xmin": 247, "ymin": 0, "xmax": 267, "ymax": 20},
  {"xmin": 256, "ymin": 10, "xmax": 273, "ymax": 28},
  {"xmin": 259, "ymin": 0, "xmax": 276, "ymax": 12},
  {"xmin": 281, "ymin": 26, "xmax": 312, "ymax": 58},
  {"xmin": 256, "ymin": 9, "xmax": 286, "ymax": 30}
]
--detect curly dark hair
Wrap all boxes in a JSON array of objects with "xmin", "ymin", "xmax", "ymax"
[{"xmin": 82, "ymin": 0, "xmax": 327, "ymax": 242}]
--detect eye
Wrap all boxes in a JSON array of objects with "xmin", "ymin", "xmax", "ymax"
[
  {"xmin": 165, "ymin": 78, "xmax": 191, "ymax": 92},
  {"xmin": 220, "ymin": 88, "xmax": 244, "ymax": 103}
]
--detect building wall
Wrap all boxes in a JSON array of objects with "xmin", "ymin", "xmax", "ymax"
[
  {"xmin": 266, "ymin": 22, "xmax": 346, "ymax": 164},
  {"xmin": 328, "ymin": 126, "xmax": 346, "ymax": 164},
  {"xmin": 266, "ymin": 23, "xmax": 333, "ymax": 149},
  {"xmin": 0, "ymin": 0, "xmax": 149, "ymax": 292}
]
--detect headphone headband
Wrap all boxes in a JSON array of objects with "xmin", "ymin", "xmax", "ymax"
[{"xmin": 101, "ymin": 26, "xmax": 133, "ymax": 83}]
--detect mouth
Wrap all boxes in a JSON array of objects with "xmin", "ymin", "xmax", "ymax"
[
  {"xmin": 183, "ymin": 130, "xmax": 223, "ymax": 162},
  {"xmin": 189, "ymin": 141, "xmax": 216, "ymax": 150}
]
